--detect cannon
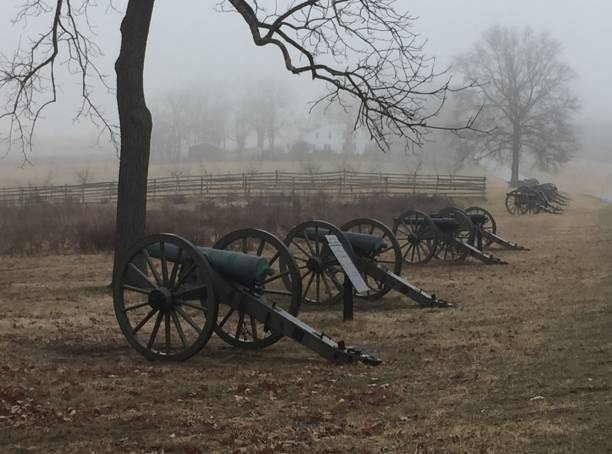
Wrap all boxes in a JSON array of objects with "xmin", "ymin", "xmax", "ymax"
[
  {"xmin": 282, "ymin": 219, "xmax": 450, "ymax": 308},
  {"xmin": 112, "ymin": 229, "xmax": 381, "ymax": 364},
  {"xmin": 462, "ymin": 206, "xmax": 528, "ymax": 251},
  {"xmin": 506, "ymin": 182, "xmax": 567, "ymax": 215},
  {"xmin": 392, "ymin": 208, "xmax": 507, "ymax": 265}
]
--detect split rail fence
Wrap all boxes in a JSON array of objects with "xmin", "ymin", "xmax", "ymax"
[{"xmin": 0, "ymin": 171, "xmax": 486, "ymax": 206}]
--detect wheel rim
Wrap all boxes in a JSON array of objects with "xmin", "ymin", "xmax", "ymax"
[
  {"xmin": 341, "ymin": 218, "xmax": 402, "ymax": 300},
  {"xmin": 506, "ymin": 192, "xmax": 524, "ymax": 215},
  {"xmin": 392, "ymin": 209, "xmax": 438, "ymax": 265},
  {"xmin": 212, "ymin": 229, "xmax": 302, "ymax": 349},
  {"xmin": 284, "ymin": 220, "xmax": 355, "ymax": 305},
  {"xmin": 113, "ymin": 234, "xmax": 218, "ymax": 361}
]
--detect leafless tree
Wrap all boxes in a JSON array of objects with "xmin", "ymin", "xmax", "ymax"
[
  {"xmin": 453, "ymin": 25, "xmax": 579, "ymax": 186},
  {"xmin": 1, "ymin": 0, "xmax": 474, "ymax": 268}
]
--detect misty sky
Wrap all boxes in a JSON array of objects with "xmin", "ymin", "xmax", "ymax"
[{"xmin": 0, "ymin": 0, "xmax": 610, "ymax": 158}]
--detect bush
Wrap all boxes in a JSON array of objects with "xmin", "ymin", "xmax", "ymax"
[{"xmin": 0, "ymin": 194, "xmax": 452, "ymax": 256}]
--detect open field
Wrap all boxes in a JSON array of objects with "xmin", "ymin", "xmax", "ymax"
[{"xmin": 1, "ymin": 191, "xmax": 612, "ymax": 453}]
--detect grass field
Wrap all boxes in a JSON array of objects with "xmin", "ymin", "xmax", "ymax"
[{"xmin": 1, "ymin": 191, "xmax": 611, "ymax": 453}]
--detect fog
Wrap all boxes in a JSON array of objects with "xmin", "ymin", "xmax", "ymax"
[{"xmin": 0, "ymin": 0, "xmax": 611, "ymax": 164}]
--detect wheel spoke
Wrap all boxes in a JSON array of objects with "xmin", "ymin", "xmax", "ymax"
[
  {"xmin": 264, "ymin": 270, "xmax": 291, "ymax": 284},
  {"xmin": 291, "ymin": 239, "xmax": 312, "ymax": 259},
  {"xmin": 173, "ymin": 263, "xmax": 197, "ymax": 290},
  {"xmin": 250, "ymin": 315, "xmax": 259, "ymax": 341},
  {"xmin": 132, "ymin": 308, "xmax": 157, "ymax": 334},
  {"xmin": 177, "ymin": 300, "xmax": 207, "ymax": 312},
  {"xmin": 303, "ymin": 272, "xmax": 316, "ymax": 299},
  {"xmin": 123, "ymin": 284, "xmax": 151, "ymax": 295},
  {"xmin": 218, "ymin": 308, "xmax": 235, "ymax": 328},
  {"xmin": 123, "ymin": 300, "xmax": 150, "ymax": 312},
  {"xmin": 235, "ymin": 311, "xmax": 245, "ymax": 340},
  {"xmin": 302, "ymin": 233, "xmax": 316, "ymax": 258},
  {"xmin": 268, "ymin": 251, "xmax": 280, "ymax": 267},
  {"xmin": 160, "ymin": 241, "xmax": 169, "ymax": 287},
  {"xmin": 324, "ymin": 269, "xmax": 343, "ymax": 291},
  {"xmin": 171, "ymin": 311, "xmax": 187, "ymax": 348},
  {"xmin": 169, "ymin": 247, "xmax": 183, "ymax": 289},
  {"xmin": 174, "ymin": 284, "xmax": 208, "ymax": 300},
  {"xmin": 164, "ymin": 312, "xmax": 171, "ymax": 353},
  {"xmin": 128, "ymin": 263, "xmax": 157, "ymax": 290},
  {"xmin": 142, "ymin": 249, "xmax": 162, "ymax": 287},
  {"xmin": 176, "ymin": 306, "xmax": 203, "ymax": 334},
  {"xmin": 147, "ymin": 312, "xmax": 163, "ymax": 349},
  {"xmin": 320, "ymin": 272, "xmax": 333, "ymax": 298},
  {"xmin": 256, "ymin": 239, "xmax": 266, "ymax": 256}
]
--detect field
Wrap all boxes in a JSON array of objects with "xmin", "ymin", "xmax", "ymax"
[{"xmin": 1, "ymin": 190, "xmax": 612, "ymax": 453}]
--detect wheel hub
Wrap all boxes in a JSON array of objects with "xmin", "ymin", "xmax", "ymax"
[
  {"xmin": 307, "ymin": 257, "xmax": 324, "ymax": 273},
  {"xmin": 148, "ymin": 287, "xmax": 174, "ymax": 312},
  {"xmin": 408, "ymin": 234, "xmax": 419, "ymax": 245}
]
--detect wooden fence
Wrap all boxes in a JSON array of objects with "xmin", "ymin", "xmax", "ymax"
[{"xmin": 0, "ymin": 171, "xmax": 486, "ymax": 206}]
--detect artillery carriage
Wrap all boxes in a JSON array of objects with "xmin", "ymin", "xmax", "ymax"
[
  {"xmin": 112, "ymin": 229, "xmax": 381, "ymax": 364},
  {"xmin": 283, "ymin": 219, "xmax": 450, "ymax": 309},
  {"xmin": 505, "ymin": 181, "xmax": 568, "ymax": 215},
  {"xmin": 392, "ymin": 207, "xmax": 507, "ymax": 265}
]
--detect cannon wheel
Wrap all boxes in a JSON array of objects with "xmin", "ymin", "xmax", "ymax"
[
  {"xmin": 284, "ymin": 220, "xmax": 355, "ymax": 305},
  {"xmin": 392, "ymin": 209, "xmax": 438, "ymax": 265},
  {"xmin": 434, "ymin": 207, "xmax": 475, "ymax": 262},
  {"xmin": 465, "ymin": 206, "xmax": 497, "ymax": 248},
  {"xmin": 212, "ymin": 229, "xmax": 302, "ymax": 350},
  {"xmin": 505, "ymin": 191, "xmax": 527, "ymax": 215},
  {"xmin": 113, "ymin": 233, "xmax": 218, "ymax": 361},
  {"xmin": 341, "ymin": 218, "xmax": 402, "ymax": 300}
]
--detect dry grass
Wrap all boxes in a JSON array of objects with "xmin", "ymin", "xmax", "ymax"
[
  {"xmin": 1, "ymin": 192, "xmax": 611, "ymax": 453},
  {"xmin": 0, "ymin": 193, "xmax": 452, "ymax": 256}
]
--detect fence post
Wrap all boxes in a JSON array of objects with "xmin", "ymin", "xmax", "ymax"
[
  {"xmin": 200, "ymin": 176, "xmax": 204, "ymax": 195},
  {"xmin": 64, "ymin": 184, "xmax": 69, "ymax": 202}
]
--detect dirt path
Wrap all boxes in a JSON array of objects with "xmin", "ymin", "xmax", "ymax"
[{"xmin": 1, "ymin": 193, "xmax": 611, "ymax": 453}]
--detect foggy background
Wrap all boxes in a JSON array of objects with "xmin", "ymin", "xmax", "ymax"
[{"xmin": 0, "ymin": 1, "xmax": 610, "ymax": 174}]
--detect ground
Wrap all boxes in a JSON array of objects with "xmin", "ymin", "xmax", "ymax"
[{"xmin": 1, "ymin": 190, "xmax": 611, "ymax": 453}]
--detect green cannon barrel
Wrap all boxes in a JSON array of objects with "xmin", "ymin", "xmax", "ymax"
[
  {"xmin": 299, "ymin": 227, "xmax": 387, "ymax": 255},
  {"xmin": 147, "ymin": 243, "xmax": 273, "ymax": 288}
]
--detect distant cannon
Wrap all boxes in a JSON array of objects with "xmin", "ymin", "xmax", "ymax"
[
  {"xmin": 506, "ymin": 183, "xmax": 567, "ymax": 215},
  {"xmin": 392, "ymin": 208, "xmax": 507, "ymax": 265}
]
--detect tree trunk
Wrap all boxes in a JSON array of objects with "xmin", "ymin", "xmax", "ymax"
[
  {"xmin": 510, "ymin": 125, "xmax": 522, "ymax": 187},
  {"xmin": 113, "ymin": 0, "xmax": 155, "ymax": 272}
]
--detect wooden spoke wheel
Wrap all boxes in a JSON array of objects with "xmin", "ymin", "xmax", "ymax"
[
  {"xmin": 392, "ymin": 209, "xmax": 438, "ymax": 265},
  {"xmin": 434, "ymin": 207, "xmax": 475, "ymax": 262},
  {"xmin": 341, "ymin": 218, "xmax": 402, "ymax": 300},
  {"xmin": 212, "ymin": 229, "xmax": 302, "ymax": 350},
  {"xmin": 284, "ymin": 220, "xmax": 355, "ymax": 305},
  {"xmin": 113, "ymin": 234, "xmax": 218, "ymax": 361},
  {"xmin": 505, "ymin": 191, "xmax": 528, "ymax": 215},
  {"xmin": 465, "ymin": 206, "xmax": 497, "ymax": 248}
]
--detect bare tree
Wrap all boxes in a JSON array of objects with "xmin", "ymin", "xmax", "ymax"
[
  {"xmin": 453, "ymin": 25, "xmax": 579, "ymax": 186},
  {"xmin": 1, "ymin": 0, "xmax": 474, "ymax": 268}
]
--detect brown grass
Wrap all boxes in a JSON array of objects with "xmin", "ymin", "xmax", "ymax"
[
  {"xmin": 0, "ymin": 193, "xmax": 452, "ymax": 255},
  {"xmin": 1, "ymin": 192, "xmax": 611, "ymax": 453}
]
